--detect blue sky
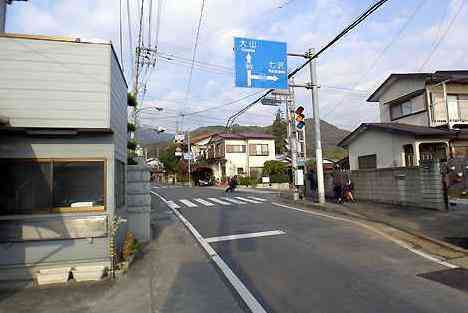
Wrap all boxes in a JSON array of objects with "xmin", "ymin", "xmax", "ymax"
[{"xmin": 5, "ymin": 0, "xmax": 468, "ymax": 132}]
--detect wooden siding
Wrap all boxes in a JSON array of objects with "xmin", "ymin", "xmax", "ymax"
[{"xmin": 0, "ymin": 36, "xmax": 111, "ymax": 128}]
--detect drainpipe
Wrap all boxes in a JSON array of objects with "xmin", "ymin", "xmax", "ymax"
[{"xmin": 414, "ymin": 142, "xmax": 421, "ymax": 166}]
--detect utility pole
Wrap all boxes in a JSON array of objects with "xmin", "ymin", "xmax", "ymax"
[
  {"xmin": 187, "ymin": 131, "xmax": 192, "ymax": 187},
  {"xmin": 308, "ymin": 48, "xmax": 325, "ymax": 204},
  {"xmin": 0, "ymin": 0, "xmax": 6, "ymax": 33},
  {"xmin": 285, "ymin": 81, "xmax": 299, "ymax": 200}
]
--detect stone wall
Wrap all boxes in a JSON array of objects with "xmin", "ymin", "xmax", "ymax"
[
  {"xmin": 127, "ymin": 165, "xmax": 151, "ymax": 242},
  {"xmin": 326, "ymin": 161, "xmax": 447, "ymax": 210}
]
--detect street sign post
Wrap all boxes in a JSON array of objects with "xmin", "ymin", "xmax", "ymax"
[{"xmin": 234, "ymin": 37, "xmax": 287, "ymax": 89}]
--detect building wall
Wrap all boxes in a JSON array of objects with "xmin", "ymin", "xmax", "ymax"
[
  {"xmin": 224, "ymin": 139, "xmax": 248, "ymax": 177},
  {"xmin": 109, "ymin": 47, "xmax": 128, "ymax": 162},
  {"xmin": 378, "ymin": 78, "xmax": 426, "ymax": 122},
  {"xmin": 328, "ymin": 161, "xmax": 446, "ymax": 210},
  {"xmin": 348, "ymin": 130, "xmax": 415, "ymax": 170},
  {"xmin": 0, "ymin": 36, "xmax": 111, "ymax": 128},
  {"xmin": 0, "ymin": 133, "xmax": 115, "ymax": 269}
]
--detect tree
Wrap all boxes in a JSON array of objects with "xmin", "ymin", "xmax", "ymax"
[
  {"xmin": 159, "ymin": 144, "xmax": 179, "ymax": 173},
  {"xmin": 263, "ymin": 160, "xmax": 287, "ymax": 176},
  {"xmin": 271, "ymin": 109, "xmax": 287, "ymax": 154}
]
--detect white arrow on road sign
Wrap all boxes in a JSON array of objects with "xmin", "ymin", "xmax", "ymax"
[{"xmin": 251, "ymin": 74, "xmax": 279, "ymax": 81}]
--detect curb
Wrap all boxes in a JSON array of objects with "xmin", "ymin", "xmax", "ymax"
[{"xmin": 274, "ymin": 196, "xmax": 468, "ymax": 264}]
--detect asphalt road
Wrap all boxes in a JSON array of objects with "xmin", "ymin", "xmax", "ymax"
[{"xmin": 151, "ymin": 184, "xmax": 468, "ymax": 313}]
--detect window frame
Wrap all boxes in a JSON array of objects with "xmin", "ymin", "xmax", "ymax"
[
  {"xmin": 226, "ymin": 145, "xmax": 246, "ymax": 153},
  {"xmin": 0, "ymin": 158, "xmax": 107, "ymax": 215},
  {"xmin": 357, "ymin": 154, "xmax": 377, "ymax": 170},
  {"xmin": 249, "ymin": 144, "xmax": 269, "ymax": 156}
]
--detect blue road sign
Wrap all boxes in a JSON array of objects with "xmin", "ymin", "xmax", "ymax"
[{"xmin": 234, "ymin": 37, "xmax": 288, "ymax": 89}]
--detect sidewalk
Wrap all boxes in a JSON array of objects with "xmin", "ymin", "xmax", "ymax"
[
  {"xmin": 0, "ymin": 202, "xmax": 244, "ymax": 313},
  {"xmin": 276, "ymin": 193, "xmax": 468, "ymax": 268}
]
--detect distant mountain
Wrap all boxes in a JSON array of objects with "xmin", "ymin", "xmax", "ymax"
[
  {"xmin": 136, "ymin": 128, "xmax": 174, "ymax": 145},
  {"xmin": 139, "ymin": 119, "xmax": 351, "ymax": 160}
]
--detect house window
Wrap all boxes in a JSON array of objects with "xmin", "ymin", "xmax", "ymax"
[
  {"xmin": 226, "ymin": 145, "xmax": 246, "ymax": 153},
  {"xmin": 0, "ymin": 159, "xmax": 105, "ymax": 215},
  {"xmin": 249, "ymin": 167, "xmax": 263, "ymax": 178},
  {"xmin": 358, "ymin": 154, "xmax": 377, "ymax": 169},
  {"xmin": 390, "ymin": 100, "xmax": 413, "ymax": 120},
  {"xmin": 115, "ymin": 160, "xmax": 125, "ymax": 208},
  {"xmin": 249, "ymin": 144, "xmax": 269, "ymax": 156},
  {"xmin": 403, "ymin": 144, "xmax": 415, "ymax": 167},
  {"xmin": 237, "ymin": 168, "xmax": 244, "ymax": 175}
]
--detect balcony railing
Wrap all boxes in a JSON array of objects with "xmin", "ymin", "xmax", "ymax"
[{"xmin": 430, "ymin": 99, "xmax": 468, "ymax": 127}]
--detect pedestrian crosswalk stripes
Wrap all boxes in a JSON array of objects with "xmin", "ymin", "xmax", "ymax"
[
  {"xmin": 167, "ymin": 200, "xmax": 181, "ymax": 209},
  {"xmin": 247, "ymin": 196, "xmax": 267, "ymax": 202},
  {"xmin": 208, "ymin": 198, "xmax": 232, "ymax": 205},
  {"xmin": 156, "ymin": 195, "xmax": 268, "ymax": 208},
  {"xmin": 221, "ymin": 197, "xmax": 246, "ymax": 204},
  {"xmin": 234, "ymin": 196, "xmax": 261, "ymax": 204},
  {"xmin": 179, "ymin": 199, "xmax": 198, "ymax": 207},
  {"xmin": 194, "ymin": 198, "xmax": 215, "ymax": 206}
]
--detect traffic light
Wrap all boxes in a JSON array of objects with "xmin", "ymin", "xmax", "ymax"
[{"xmin": 295, "ymin": 106, "xmax": 305, "ymax": 129}]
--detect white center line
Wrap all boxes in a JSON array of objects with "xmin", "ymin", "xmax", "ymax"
[
  {"xmin": 179, "ymin": 199, "xmax": 198, "ymax": 207},
  {"xmin": 205, "ymin": 230, "xmax": 286, "ymax": 243},
  {"xmin": 248, "ymin": 196, "xmax": 267, "ymax": 202},
  {"xmin": 208, "ymin": 198, "xmax": 232, "ymax": 205},
  {"xmin": 222, "ymin": 197, "xmax": 246, "ymax": 204},
  {"xmin": 234, "ymin": 196, "xmax": 261, "ymax": 204},
  {"xmin": 193, "ymin": 198, "xmax": 214, "ymax": 206}
]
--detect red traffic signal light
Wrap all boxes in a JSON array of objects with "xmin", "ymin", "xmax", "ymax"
[{"xmin": 295, "ymin": 106, "xmax": 304, "ymax": 115}]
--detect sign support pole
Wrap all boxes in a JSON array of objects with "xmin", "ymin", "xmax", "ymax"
[
  {"xmin": 187, "ymin": 131, "xmax": 192, "ymax": 187},
  {"xmin": 308, "ymin": 48, "xmax": 325, "ymax": 204}
]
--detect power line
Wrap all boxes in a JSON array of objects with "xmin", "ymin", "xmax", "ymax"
[
  {"xmin": 322, "ymin": 0, "xmax": 427, "ymax": 120},
  {"xmin": 148, "ymin": 0, "xmax": 153, "ymax": 47},
  {"xmin": 126, "ymin": 0, "xmax": 134, "ymax": 78},
  {"xmin": 181, "ymin": 0, "xmax": 206, "ymax": 130},
  {"xmin": 418, "ymin": 0, "xmax": 465, "ymax": 71},
  {"xmin": 226, "ymin": 0, "xmax": 391, "ymax": 128}
]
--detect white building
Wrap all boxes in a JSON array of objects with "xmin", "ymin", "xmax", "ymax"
[
  {"xmin": 339, "ymin": 71, "xmax": 468, "ymax": 170},
  {"xmin": 192, "ymin": 132, "xmax": 276, "ymax": 179}
]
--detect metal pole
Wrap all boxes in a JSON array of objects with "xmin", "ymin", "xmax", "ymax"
[
  {"xmin": 308, "ymin": 48, "xmax": 325, "ymax": 204},
  {"xmin": 187, "ymin": 131, "xmax": 192, "ymax": 187},
  {"xmin": 0, "ymin": 0, "xmax": 6, "ymax": 33},
  {"xmin": 287, "ymin": 80, "xmax": 299, "ymax": 200},
  {"xmin": 443, "ymin": 82, "xmax": 451, "ymax": 129}
]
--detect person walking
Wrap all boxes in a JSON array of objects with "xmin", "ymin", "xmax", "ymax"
[
  {"xmin": 225, "ymin": 175, "xmax": 238, "ymax": 193},
  {"xmin": 343, "ymin": 178, "xmax": 354, "ymax": 202}
]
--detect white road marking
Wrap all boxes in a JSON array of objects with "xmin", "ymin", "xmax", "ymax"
[
  {"xmin": 179, "ymin": 199, "xmax": 198, "ymax": 207},
  {"xmin": 166, "ymin": 201, "xmax": 180, "ymax": 209},
  {"xmin": 271, "ymin": 202, "xmax": 458, "ymax": 269},
  {"xmin": 248, "ymin": 196, "xmax": 267, "ymax": 202},
  {"xmin": 234, "ymin": 196, "xmax": 261, "ymax": 204},
  {"xmin": 222, "ymin": 197, "xmax": 246, "ymax": 204},
  {"xmin": 205, "ymin": 230, "xmax": 286, "ymax": 243},
  {"xmin": 153, "ymin": 191, "xmax": 267, "ymax": 313},
  {"xmin": 208, "ymin": 198, "xmax": 232, "ymax": 205},
  {"xmin": 193, "ymin": 198, "xmax": 214, "ymax": 206}
]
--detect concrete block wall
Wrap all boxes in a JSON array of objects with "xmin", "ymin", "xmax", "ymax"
[
  {"xmin": 326, "ymin": 161, "xmax": 447, "ymax": 210},
  {"xmin": 126, "ymin": 165, "xmax": 151, "ymax": 242}
]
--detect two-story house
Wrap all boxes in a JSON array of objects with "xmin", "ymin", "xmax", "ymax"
[
  {"xmin": 192, "ymin": 132, "xmax": 276, "ymax": 179},
  {"xmin": 339, "ymin": 71, "xmax": 468, "ymax": 170},
  {"xmin": 0, "ymin": 33, "xmax": 128, "ymax": 282}
]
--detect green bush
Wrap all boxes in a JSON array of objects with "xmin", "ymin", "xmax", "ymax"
[
  {"xmin": 127, "ymin": 140, "xmax": 137, "ymax": 150},
  {"xmin": 270, "ymin": 174, "xmax": 289, "ymax": 183},
  {"xmin": 127, "ymin": 122, "xmax": 136, "ymax": 132},
  {"xmin": 239, "ymin": 176, "xmax": 259, "ymax": 186},
  {"xmin": 128, "ymin": 93, "xmax": 138, "ymax": 107},
  {"xmin": 263, "ymin": 160, "xmax": 287, "ymax": 176},
  {"xmin": 127, "ymin": 157, "xmax": 137, "ymax": 165}
]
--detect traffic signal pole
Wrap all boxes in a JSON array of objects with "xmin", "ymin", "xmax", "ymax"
[
  {"xmin": 286, "ymin": 82, "xmax": 299, "ymax": 200},
  {"xmin": 308, "ymin": 48, "xmax": 325, "ymax": 204}
]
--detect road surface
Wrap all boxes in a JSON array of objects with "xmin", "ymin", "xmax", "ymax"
[{"xmin": 151, "ymin": 184, "xmax": 468, "ymax": 313}]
